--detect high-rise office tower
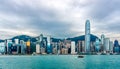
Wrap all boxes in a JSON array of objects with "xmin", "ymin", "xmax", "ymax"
[
  {"xmin": 104, "ymin": 38, "xmax": 110, "ymax": 53},
  {"xmin": 14, "ymin": 39, "xmax": 19, "ymax": 44},
  {"xmin": 101, "ymin": 34, "xmax": 105, "ymax": 45},
  {"xmin": 71, "ymin": 41, "xmax": 76, "ymax": 54},
  {"xmin": 20, "ymin": 40, "xmax": 25, "ymax": 54},
  {"xmin": 77, "ymin": 41, "xmax": 85, "ymax": 53},
  {"xmin": 43, "ymin": 39, "xmax": 47, "ymax": 53},
  {"xmin": 109, "ymin": 41, "xmax": 113, "ymax": 53},
  {"xmin": 0, "ymin": 42, "xmax": 5, "ymax": 54},
  {"xmin": 36, "ymin": 44, "xmax": 40, "ymax": 54},
  {"xmin": 95, "ymin": 38, "xmax": 100, "ymax": 52},
  {"xmin": 77, "ymin": 41, "xmax": 81, "ymax": 53},
  {"xmin": 26, "ymin": 40, "xmax": 31, "ymax": 54},
  {"xmin": 52, "ymin": 42, "xmax": 58, "ymax": 54},
  {"xmin": 113, "ymin": 40, "xmax": 119, "ymax": 53},
  {"xmin": 101, "ymin": 34, "xmax": 105, "ymax": 52},
  {"xmin": 90, "ymin": 41, "xmax": 95, "ymax": 52},
  {"xmin": 39, "ymin": 34, "xmax": 43, "ymax": 42},
  {"xmin": 47, "ymin": 36, "xmax": 52, "ymax": 54},
  {"xmin": 85, "ymin": 20, "xmax": 91, "ymax": 53},
  {"xmin": 7, "ymin": 40, "xmax": 12, "ymax": 54}
]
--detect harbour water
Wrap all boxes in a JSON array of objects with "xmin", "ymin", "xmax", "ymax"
[{"xmin": 0, "ymin": 55, "xmax": 120, "ymax": 69}]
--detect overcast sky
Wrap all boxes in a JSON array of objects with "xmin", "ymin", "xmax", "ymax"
[{"xmin": 0, "ymin": 0, "xmax": 120, "ymax": 40}]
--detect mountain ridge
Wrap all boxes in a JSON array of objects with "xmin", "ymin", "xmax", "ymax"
[{"xmin": 0, "ymin": 34, "xmax": 99, "ymax": 42}]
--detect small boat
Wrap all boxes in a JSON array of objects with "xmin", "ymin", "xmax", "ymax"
[
  {"xmin": 97, "ymin": 53, "xmax": 101, "ymax": 55},
  {"xmin": 32, "ymin": 52, "xmax": 36, "ymax": 56},
  {"xmin": 78, "ymin": 55, "xmax": 84, "ymax": 58}
]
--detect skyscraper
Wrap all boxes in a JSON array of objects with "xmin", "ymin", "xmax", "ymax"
[
  {"xmin": 71, "ymin": 41, "xmax": 76, "ymax": 54},
  {"xmin": 101, "ymin": 34, "xmax": 105, "ymax": 52},
  {"xmin": 0, "ymin": 42, "xmax": 5, "ymax": 54},
  {"xmin": 26, "ymin": 40, "xmax": 31, "ymax": 54},
  {"xmin": 104, "ymin": 38, "xmax": 110, "ymax": 53},
  {"xmin": 113, "ymin": 40, "xmax": 119, "ymax": 53},
  {"xmin": 39, "ymin": 34, "xmax": 43, "ymax": 42},
  {"xmin": 85, "ymin": 20, "xmax": 91, "ymax": 53},
  {"xmin": 109, "ymin": 41, "xmax": 113, "ymax": 53},
  {"xmin": 7, "ymin": 40, "xmax": 12, "ymax": 54},
  {"xmin": 14, "ymin": 39, "xmax": 19, "ymax": 44},
  {"xmin": 36, "ymin": 44, "xmax": 40, "ymax": 54},
  {"xmin": 101, "ymin": 34, "xmax": 105, "ymax": 45},
  {"xmin": 47, "ymin": 36, "xmax": 52, "ymax": 54},
  {"xmin": 95, "ymin": 38, "xmax": 100, "ymax": 52},
  {"xmin": 20, "ymin": 40, "xmax": 25, "ymax": 54}
]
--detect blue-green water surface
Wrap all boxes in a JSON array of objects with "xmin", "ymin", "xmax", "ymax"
[{"xmin": 0, "ymin": 55, "xmax": 120, "ymax": 69}]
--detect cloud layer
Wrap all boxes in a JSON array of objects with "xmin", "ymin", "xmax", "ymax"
[{"xmin": 0, "ymin": 0, "xmax": 120, "ymax": 40}]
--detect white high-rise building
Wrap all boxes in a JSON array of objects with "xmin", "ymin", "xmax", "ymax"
[
  {"xmin": 71, "ymin": 41, "xmax": 76, "ymax": 54},
  {"xmin": 104, "ymin": 38, "xmax": 110, "ymax": 53},
  {"xmin": 20, "ymin": 40, "xmax": 25, "ymax": 54},
  {"xmin": 0, "ymin": 42, "xmax": 5, "ymax": 54},
  {"xmin": 7, "ymin": 40, "xmax": 12, "ymax": 53},
  {"xmin": 36, "ymin": 44, "xmax": 40, "ymax": 54},
  {"xmin": 101, "ymin": 34, "xmax": 105, "ymax": 45},
  {"xmin": 15, "ymin": 39, "xmax": 19, "ymax": 44},
  {"xmin": 109, "ymin": 41, "xmax": 113, "ymax": 53}
]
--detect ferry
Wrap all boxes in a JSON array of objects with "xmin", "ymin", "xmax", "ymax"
[{"xmin": 78, "ymin": 55, "xmax": 84, "ymax": 58}]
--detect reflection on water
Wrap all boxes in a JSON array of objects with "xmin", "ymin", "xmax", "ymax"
[{"xmin": 0, "ymin": 55, "xmax": 120, "ymax": 69}]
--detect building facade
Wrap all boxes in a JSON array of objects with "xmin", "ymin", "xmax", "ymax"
[
  {"xmin": 71, "ymin": 41, "xmax": 76, "ymax": 54},
  {"xmin": 85, "ymin": 20, "xmax": 91, "ymax": 53}
]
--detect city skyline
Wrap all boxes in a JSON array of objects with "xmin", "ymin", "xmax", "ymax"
[
  {"xmin": 0, "ymin": 0, "xmax": 120, "ymax": 41},
  {"xmin": 0, "ymin": 1, "xmax": 120, "ymax": 69},
  {"xmin": 0, "ymin": 19, "xmax": 120, "ymax": 55}
]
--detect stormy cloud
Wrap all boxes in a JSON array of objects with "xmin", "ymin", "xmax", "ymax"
[{"xmin": 0, "ymin": 0, "xmax": 120, "ymax": 40}]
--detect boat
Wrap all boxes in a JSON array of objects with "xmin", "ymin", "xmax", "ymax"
[
  {"xmin": 110, "ymin": 53, "xmax": 113, "ymax": 55},
  {"xmin": 97, "ymin": 53, "xmax": 101, "ymax": 55},
  {"xmin": 78, "ymin": 55, "xmax": 84, "ymax": 58},
  {"xmin": 32, "ymin": 52, "xmax": 36, "ymax": 56}
]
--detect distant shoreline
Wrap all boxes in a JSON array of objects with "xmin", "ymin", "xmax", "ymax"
[{"xmin": 0, "ymin": 54, "xmax": 120, "ymax": 56}]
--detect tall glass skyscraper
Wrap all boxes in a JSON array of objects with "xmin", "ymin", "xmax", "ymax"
[
  {"xmin": 101, "ymin": 34, "xmax": 105, "ymax": 45},
  {"xmin": 85, "ymin": 20, "xmax": 90, "ymax": 53},
  {"xmin": 104, "ymin": 38, "xmax": 110, "ymax": 53},
  {"xmin": 47, "ymin": 36, "xmax": 52, "ymax": 54},
  {"xmin": 95, "ymin": 38, "xmax": 100, "ymax": 52},
  {"xmin": 101, "ymin": 34, "xmax": 105, "ymax": 52},
  {"xmin": 39, "ymin": 34, "xmax": 43, "ymax": 42}
]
